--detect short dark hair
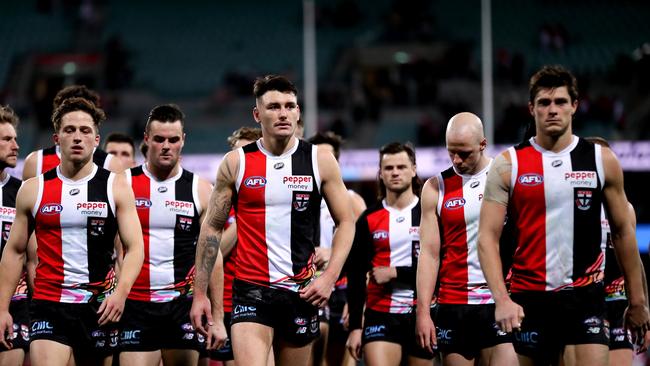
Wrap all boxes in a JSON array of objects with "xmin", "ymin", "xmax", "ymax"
[
  {"xmin": 51, "ymin": 97, "xmax": 106, "ymax": 132},
  {"xmin": 308, "ymin": 132, "xmax": 343, "ymax": 160},
  {"xmin": 0, "ymin": 105, "xmax": 19, "ymax": 127},
  {"xmin": 146, "ymin": 104, "xmax": 185, "ymax": 133},
  {"xmin": 529, "ymin": 65, "xmax": 578, "ymax": 104},
  {"xmin": 227, "ymin": 127, "xmax": 262, "ymax": 148},
  {"xmin": 253, "ymin": 75, "xmax": 298, "ymax": 99},
  {"xmin": 53, "ymin": 85, "xmax": 101, "ymax": 109},
  {"xmin": 104, "ymin": 132, "xmax": 135, "ymax": 152},
  {"xmin": 377, "ymin": 142, "xmax": 422, "ymax": 199}
]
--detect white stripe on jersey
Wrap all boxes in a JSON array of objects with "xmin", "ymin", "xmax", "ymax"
[
  {"xmin": 264, "ymin": 150, "xmax": 297, "ymax": 289},
  {"xmin": 145, "ymin": 167, "xmax": 184, "ymax": 291},
  {"xmin": 385, "ymin": 198, "xmax": 419, "ymax": 313},
  {"xmin": 319, "ymin": 199, "xmax": 334, "ymax": 249},
  {"xmin": 57, "ymin": 165, "xmax": 98, "ymax": 302},
  {"xmin": 531, "ymin": 138, "xmax": 579, "ymax": 290}
]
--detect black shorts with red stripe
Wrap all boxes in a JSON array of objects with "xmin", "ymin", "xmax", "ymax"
[
  {"xmin": 119, "ymin": 297, "xmax": 204, "ymax": 352},
  {"xmin": 434, "ymin": 303, "xmax": 512, "ymax": 358},
  {"xmin": 29, "ymin": 299, "xmax": 119, "ymax": 357},
  {"xmin": 606, "ymin": 299, "xmax": 633, "ymax": 350},
  {"xmin": 0, "ymin": 300, "xmax": 30, "ymax": 352},
  {"xmin": 231, "ymin": 279, "xmax": 319, "ymax": 346},
  {"xmin": 510, "ymin": 283, "xmax": 608, "ymax": 363},
  {"xmin": 361, "ymin": 308, "xmax": 436, "ymax": 360}
]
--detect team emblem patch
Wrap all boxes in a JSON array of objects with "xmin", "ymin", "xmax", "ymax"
[
  {"xmin": 576, "ymin": 190, "xmax": 592, "ymax": 211},
  {"xmin": 3, "ymin": 223, "xmax": 12, "ymax": 241},
  {"xmin": 90, "ymin": 219, "xmax": 105, "ymax": 236},
  {"xmin": 177, "ymin": 216, "xmax": 193, "ymax": 231},
  {"xmin": 293, "ymin": 193, "xmax": 310, "ymax": 212}
]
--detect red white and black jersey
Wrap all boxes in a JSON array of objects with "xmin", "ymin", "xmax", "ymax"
[
  {"xmin": 234, "ymin": 138, "xmax": 322, "ymax": 292},
  {"xmin": 32, "ymin": 165, "xmax": 118, "ymax": 303},
  {"xmin": 126, "ymin": 165, "xmax": 202, "ymax": 302},
  {"xmin": 346, "ymin": 198, "xmax": 421, "ymax": 330},
  {"xmin": 602, "ymin": 214, "xmax": 626, "ymax": 301},
  {"xmin": 36, "ymin": 145, "xmax": 112, "ymax": 176},
  {"xmin": 436, "ymin": 161, "xmax": 493, "ymax": 304},
  {"xmin": 508, "ymin": 136, "xmax": 606, "ymax": 293},
  {"xmin": 0, "ymin": 174, "xmax": 26, "ymax": 301},
  {"xmin": 223, "ymin": 207, "xmax": 236, "ymax": 312}
]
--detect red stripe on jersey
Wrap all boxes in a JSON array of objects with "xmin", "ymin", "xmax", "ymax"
[
  {"xmin": 235, "ymin": 151, "xmax": 270, "ymax": 285},
  {"xmin": 511, "ymin": 147, "xmax": 547, "ymax": 292},
  {"xmin": 130, "ymin": 173, "xmax": 151, "ymax": 301},
  {"xmin": 41, "ymin": 152, "xmax": 60, "ymax": 173},
  {"xmin": 366, "ymin": 209, "xmax": 391, "ymax": 313},
  {"xmin": 223, "ymin": 207, "xmax": 236, "ymax": 312},
  {"xmin": 34, "ymin": 177, "xmax": 64, "ymax": 301},
  {"xmin": 438, "ymin": 173, "xmax": 469, "ymax": 304}
]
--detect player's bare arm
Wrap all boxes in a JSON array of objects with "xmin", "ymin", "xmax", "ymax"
[
  {"xmin": 0, "ymin": 179, "xmax": 37, "ymax": 348},
  {"xmin": 98, "ymin": 172, "xmax": 144, "ymax": 326},
  {"xmin": 21, "ymin": 151, "xmax": 38, "ymax": 180},
  {"xmin": 191, "ymin": 151, "xmax": 237, "ymax": 334},
  {"xmin": 601, "ymin": 147, "xmax": 650, "ymax": 341},
  {"xmin": 106, "ymin": 154, "xmax": 125, "ymax": 173},
  {"xmin": 478, "ymin": 152, "xmax": 524, "ymax": 333},
  {"xmin": 300, "ymin": 147, "xmax": 355, "ymax": 307},
  {"xmin": 218, "ymin": 222, "xmax": 237, "ymax": 257},
  {"xmin": 416, "ymin": 177, "xmax": 442, "ymax": 353}
]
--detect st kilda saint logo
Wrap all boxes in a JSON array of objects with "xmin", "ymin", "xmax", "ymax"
[
  {"xmin": 293, "ymin": 193, "xmax": 310, "ymax": 212},
  {"xmin": 575, "ymin": 190, "xmax": 592, "ymax": 211}
]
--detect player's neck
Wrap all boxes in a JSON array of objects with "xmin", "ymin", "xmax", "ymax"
[
  {"xmin": 466, "ymin": 155, "xmax": 491, "ymax": 176},
  {"xmin": 385, "ymin": 189, "xmax": 416, "ymax": 210},
  {"xmin": 146, "ymin": 161, "xmax": 181, "ymax": 181},
  {"xmin": 534, "ymin": 130, "xmax": 574, "ymax": 153},
  {"xmin": 260, "ymin": 135, "xmax": 296, "ymax": 156},
  {"xmin": 0, "ymin": 170, "xmax": 6, "ymax": 182},
  {"xmin": 59, "ymin": 158, "xmax": 95, "ymax": 181}
]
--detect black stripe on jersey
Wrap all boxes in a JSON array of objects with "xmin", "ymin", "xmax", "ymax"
[
  {"xmin": 570, "ymin": 139, "xmax": 603, "ymax": 282},
  {"xmin": 92, "ymin": 149, "xmax": 109, "ymax": 168},
  {"xmin": 0, "ymin": 176, "xmax": 21, "ymax": 251},
  {"xmin": 440, "ymin": 166, "xmax": 456, "ymax": 180},
  {"xmin": 130, "ymin": 165, "xmax": 144, "ymax": 177},
  {"xmin": 408, "ymin": 203, "xmax": 422, "ymax": 295},
  {"xmin": 86, "ymin": 168, "xmax": 118, "ymax": 283},
  {"xmin": 43, "ymin": 145, "xmax": 57, "ymax": 157},
  {"xmin": 44, "ymin": 168, "xmax": 58, "ymax": 181},
  {"xmin": 290, "ymin": 140, "xmax": 322, "ymax": 276},
  {"xmin": 173, "ymin": 170, "xmax": 201, "ymax": 286}
]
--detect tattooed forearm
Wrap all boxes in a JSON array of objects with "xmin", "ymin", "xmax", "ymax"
[
  {"xmin": 201, "ymin": 235, "xmax": 221, "ymax": 273},
  {"xmin": 195, "ymin": 232, "xmax": 222, "ymax": 293}
]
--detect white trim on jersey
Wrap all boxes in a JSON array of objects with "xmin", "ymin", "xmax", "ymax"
[
  {"xmin": 107, "ymin": 172, "xmax": 116, "ymax": 216},
  {"xmin": 32, "ymin": 175, "xmax": 45, "ymax": 218},
  {"xmin": 103, "ymin": 152, "xmax": 113, "ymax": 170},
  {"xmin": 36, "ymin": 149, "xmax": 44, "ymax": 176},
  {"xmin": 235, "ymin": 148, "xmax": 245, "ymax": 193},
  {"xmin": 192, "ymin": 173, "xmax": 201, "ymax": 215},
  {"xmin": 595, "ymin": 144, "xmax": 605, "ymax": 188},
  {"xmin": 312, "ymin": 144, "xmax": 322, "ymax": 194},
  {"xmin": 508, "ymin": 146, "xmax": 518, "ymax": 196},
  {"xmin": 435, "ymin": 173, "xmax": 444, "ymax": 216}
]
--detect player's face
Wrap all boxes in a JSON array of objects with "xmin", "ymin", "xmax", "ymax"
[
  {"xmin": 0, "ymin": 123, "xmax": 19, "ymax": 169},
  {"xmin": 145, "ymin": 120, "xmax": 184, "ymax": 170},
  {"xmin": 529, "ymin": 86, "xmax": 577, "ymax": 138},
  {"xmin": 232, "ymin": 138, "xmax": 254, "ymax": 150},
  {"xmin": 446, "ymin": 134, "xmax": 485, "ymax": 175},
  {"xmin": 379, "ymin": 151, "xmax": 416, "ymax": 195},
  {"xmin": 54, "ymin": 111, "xmax": 99, "ymax": 164},
  {"xmin": 106, "ymin": 141, "xmax": 136, "ymax": 168},
  {"xmin": 253, "ymin": 91, "xmax": 300, "ymax": 139}
]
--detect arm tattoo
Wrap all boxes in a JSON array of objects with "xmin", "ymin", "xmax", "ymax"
[{"xmin": 201, "ymin": 235, "xmax": 220, "ymax": 275}]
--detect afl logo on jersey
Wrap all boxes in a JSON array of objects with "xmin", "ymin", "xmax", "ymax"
[
  {"xmin": 40, "ymin": 204, "xmax": 63, "ymax": 215},
  {"xmin": 135, "ymin": 198, "xmax": 152, "ymax": 209},
  {"xmin": 444, "ymin": 197, "xmax": 466, "ymax": 210},
  {"xmin": 518, "ymin": 174, "xmax": 543, "ymax": 186},
  {"xmin": 244, "ymin": 176, "xmax": 266, "ymax": 189},
  {"xmin": 372, "ymin": 230, "xmax": 389, "ymax": 241}
]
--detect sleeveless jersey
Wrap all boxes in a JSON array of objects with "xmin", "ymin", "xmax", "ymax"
[
  {"xmin": 37, "ymin": 145, "xmax": 112, "ymax": 175},
  {"xmin": 127, "ymin": 165, "xmax": 202, "ymax": 302},
  {"xmin": 223, "ymin": 207, "xmax": 236, "ymax": 312},
  {"xmin": 602, "ymin": 214, "xmax": 626, "ymax": 301},
  {"xmin": 235, "ymin": 138, "xmax": 322, "ymax": 292},
  {"xmin": 32, "ymin": 165, "xmax": 118, "ymax": 303},
  {"xmin": 436, "ymin": 161, "xmax": 493, "ymax": 304},
  {"xmin": 0, "ymin": 174, "xmax": 26, "ymax": 301},
  {"xmin": 508, "ymin": 136, "xmax": 606, "ymax": 292},
  {"xmin": 347, "ymin": 198, "xmax": 421, "ymax": 328}
]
